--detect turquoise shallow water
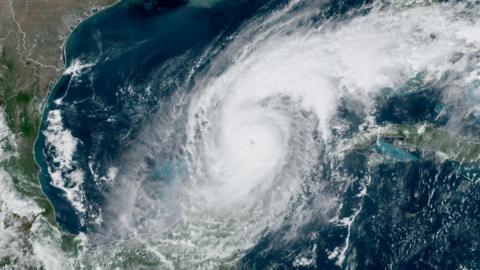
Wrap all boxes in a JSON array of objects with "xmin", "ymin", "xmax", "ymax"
[
  {"xmin": 34, "ymin": 1, "xmax": 480, "ymax": 269},
  {"xmin": 35, "ymin": 0, "xmax": 274, "ymax": 233}
]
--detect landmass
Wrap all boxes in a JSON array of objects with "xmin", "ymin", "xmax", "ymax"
[{"xmin": 0, "ymin": 0, "xmax": 116, "ymax": 267}]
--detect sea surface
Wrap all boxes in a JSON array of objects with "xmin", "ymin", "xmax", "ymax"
[
  {"xmin": 36, "ymin": 0, "xmax": 276, "ymax": 233},
  {"xmin": 34, "ymin": 1, "xmax": 480, "ymax": 269}
]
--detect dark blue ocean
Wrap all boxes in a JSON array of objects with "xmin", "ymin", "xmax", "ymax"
[
  {"xmin": 36, "ymin": 0, "xmax": 278, "ymax": 233},
  {"xmin": 34, "ymin": 0, "xmax": 480, "ymax": 269}
]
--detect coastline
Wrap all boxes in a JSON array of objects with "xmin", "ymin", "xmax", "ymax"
[{"xmin": 33, "ymin": 0, "xmax": 122, "ymax": 233}]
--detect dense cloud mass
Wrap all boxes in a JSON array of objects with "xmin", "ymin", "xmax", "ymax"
[{"xmin": 19, "ymin": 0, "xmax": 480, "ymax": 269}]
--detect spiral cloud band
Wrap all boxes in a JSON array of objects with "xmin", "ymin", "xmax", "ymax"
[{"xmin": 38, "ymin": 0, "xmax": 480, "ymax": 269}]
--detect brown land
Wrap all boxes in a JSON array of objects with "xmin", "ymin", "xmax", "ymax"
[
  {"xmin": 0, "ymin": 0, "xmax": 117, "ymax": 208},
  {"xmin": 0, "ymin": 0, "xmax": 116, "ymax": 267}
]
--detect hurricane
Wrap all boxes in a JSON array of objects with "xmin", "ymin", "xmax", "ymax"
[{"xmin": 35, "ymin": 0, "xmax": 480, "ymax": 269}]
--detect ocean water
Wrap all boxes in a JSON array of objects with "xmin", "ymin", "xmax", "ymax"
[
  {"xmin": 35, "ymin": 0, "xmax": 480, "ymax": 269},
  {"xmin": 36, "ymin": 0, "xmax": 278, "ymax": 233}
]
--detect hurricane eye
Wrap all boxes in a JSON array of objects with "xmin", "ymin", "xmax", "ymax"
[{"xmin": 31, "ymin": 1, "xmax": 480, "ymax": 269}]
